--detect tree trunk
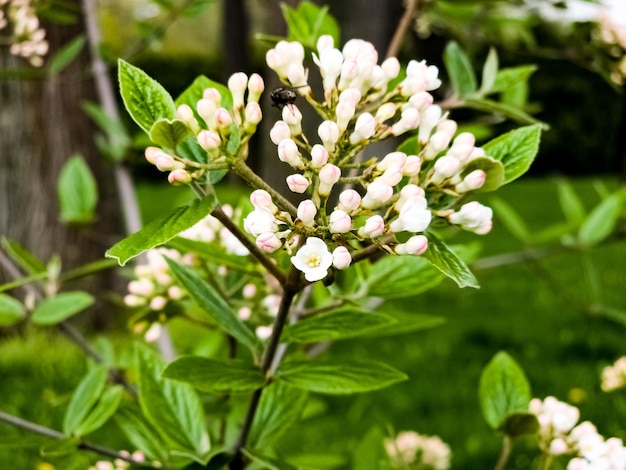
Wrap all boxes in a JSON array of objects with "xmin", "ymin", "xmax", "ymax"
[{"xmin": 0, "ymin": 15, "xmax": 120, "ymax": 311}]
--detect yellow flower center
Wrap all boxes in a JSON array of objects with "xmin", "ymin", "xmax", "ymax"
[{"xmin": 305, "ymin": 253, "xmax": 321, "ymax": 268}]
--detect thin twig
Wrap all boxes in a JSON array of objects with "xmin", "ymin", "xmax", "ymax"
[
  {"xmin": 386, "ymin": 0, "xmax": 420, "ymax": 59},
  {"xmin": 494, "ymin": 435, "xmax": 512, "ymax": 470},
  {"xmin": 0, "ymin": 411, "xmax": 156, "ymax": 467}
]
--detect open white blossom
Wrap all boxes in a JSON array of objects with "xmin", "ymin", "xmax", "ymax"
[{"xmin": 290, "ymin": 237, "xmax": 333, "ymax": 282}]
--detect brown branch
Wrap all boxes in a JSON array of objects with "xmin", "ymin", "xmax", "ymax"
[{"xmin": 386, "ymin": 0, "xmax": 420, "ymax": 59}]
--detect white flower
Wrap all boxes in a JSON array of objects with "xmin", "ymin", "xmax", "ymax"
[
  {"xmin": 389, "ymin": 196, "xmax": 432, "ymax": 233},
  {"xmin": 290, "ymin": 237, "xmax": 333, "ymax": 282}
]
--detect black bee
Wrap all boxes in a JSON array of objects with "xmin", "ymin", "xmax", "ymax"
[{"xmin": 270, "ymin": 87, "xmax": 298, "ymax": 110}]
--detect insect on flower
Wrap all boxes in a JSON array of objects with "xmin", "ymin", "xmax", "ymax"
[{"xmin": 269, "ymin": 87, "xmax": 298, "ymax": 110}]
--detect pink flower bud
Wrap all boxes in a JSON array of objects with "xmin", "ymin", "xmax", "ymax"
[
  {"xmin": 197, "ymin": 130, "xmax": 221, "ymax": 151},
  {"xmin": 339, "ymin": 88, "xmax": 362, "ymax": 107},
  {"xmin": 378, "ymin": 151, "xmax": 407, "ymax": 171},
  {"xmin": 282, "ymin": 104, "xmax": 302, "ymax": 135},
  {"xmin": 176, "ymin": 104, "xmax": 198, "ymax": 131},
  {"xmin": 203, "ymin": 87, "xmax": 222, "ymax": 104},
  {"xmin": 144, "ymin": 147, "xmax": 160, "ymax": 165},
  {"xmin": 244, "ymin": 102, "xmax": 262, "ymax": 126},
  {"xmin": 381, "ymin": 57, "xmax": 401, "ymax": 79},
  {"xmin": 144, "ymin": 323, "xmax": 162, "ymax": 342},
  {"xmin": 358, "ymin": 215, "xmax": 385, "ymax": 238},
  {"xmin": 336, "ymin": 101, "xmax": 356, "ymax": 133},
  {"xmin": 418, "ymin": 105, "xmax": 442, "ymax": 143},
  {"xmin": 297, "ymin": 199, "xmax": 317, "ymax": 227},
  {"xmin": 318, "ymin": 120, "xmax": 340, "ymax": 150},
  {"xmin": 256, "ymin": 325, "xmax": 273, "ymax": 340},
  {"xmin": 155, "ymin": 153, "xmax": 183, "ymax": 172},
  {"xmin": 215, "ymin": 108, "xmax": 233, "ymax": 130},
  {"xmin": 455, "ymin": 170, "xmax": 486, "ymax": 193},
  {"xmin": 317, "ymin": 35, "xmax": 334, "ymax": 53},
  {"xmin": 247, "ymin": 73, "xmax": 265, "ymax": 103},
  {"xmin": 287, "ymin": 63, "xmax": 308, "ymax": 87},
  {"xmin": 375, "ymin": 103, "xmax": 397, "ymax": 123},
  {"xmin": 250, "ymin": 189, "xmax": 275, "ymax": 210},
  {"xmin": 168, "ymin": 286, "xmax": 184, "ymax": 300},
  {"xmin": 243, "ymin": 284, "xmax": 256, "ymax": 298},
  {"xmin": 424, "ymin": 130, "xmax": 453, "ymax": 160},
  {"xmin": 376, "ymin": 167, "xmax": 403, "ymax": 186},
  {"xmin": 318, "ymin": 163, "xmax": 341, "ymax": 196},
  {"xmin": 244, "ymin": 208, "xmax": 278, "ymax": 236},
  {"xmin": 238, "ymin": 306, "xmax": 251, "ymax": 320},
  {"xmin": 390, "ymin": 196, "xmax": 431, "ymax": 233},
  {"xmin": 128, "ymin": 278, "xmax": 155, "ymax": 296},
  {"xmin": 349, "ymin": 112, "xmax": 376, "ymax": 144},
  {"xmin": 402, "ymin": 155, "xmax": 422, "ymax": 176},
  {"xmin": 197, "ymin": 98, "xmax": 217, "ymax": 127},
  {"xmin": 266, "ymin": 48, "xmax": 288, "ymax": 77},
  {"xmin": 395, "ymin": 235, "xmax": 428, "ymax": 255},
  {"xmin": 124, "ymin": 294, "xmax": 146, "ymax": 307},
  {"xmin": 150, "ymin": 296, "xmax": 167, "ymax": 311},
  {"xmin": 168, "ymin": 168, "xmax": 192, "ymax": 185},
  {"xmin": 228, "ymin": 72, "xmax": 248, "ymax": 108},
  {"xmin": 310, "ymin": 144, "xmax": 329, "ymax": 168},
  {"xmin": 431, "ymin": 156, "xmax": 462, "ymax": 184},
  {"xmin": 278, "ymin": 139, "xmax": 303, "ymax": 168},
  {"xmin": 338, "ymin": 189, "xmax": 361, "ymax": 212},
  {"xmin": 391, "ymin": 107, "xmax": 420, "ymax": 135},
  {"xmin": 270, "ymin": 120, "xmax": 291, "ymax": 145},
  {"xmin": 332, "ymin": 246, "xmax": 352, "ymax": 270},
  {"xmin": 329, "ymin": 210, "xmax": 352, "ymax": 233},
  {"xmin": 286, "ymin": 174, "xmax": 310, "ymax": 193},
  {"xmin": 256, "ymin": 232, "xmax": 282, "ymax": 252},
  {"xmin": 361, "ymin": 181, "xmax": 393, "ymax": 208},
  {"xmin": 449, "ymin": 201, "xmax": 493, "ymax": 234}
]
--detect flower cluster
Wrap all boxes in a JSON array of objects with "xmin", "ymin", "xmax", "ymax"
[
  {"xmin": 249, "ymin": 35, "xmax": 493, "ymax": 281},
  {"xmin": 384, "ymin": 430, "xmax": 451, "ymax": 470},
  {"xmin": 0, "ymin": 0, "xmax": 48, "ymax": 66},
  {"xmin": 530, "ymin": 396, "xmax": 626, "ymax": 469},
  {"xmin": 144, "ymin": 72, "xmax": 265, "ymax": 185},
  {"xmin": 88, "ymin": 451, "xmax": 148, "ymax": 470},
  {"xmin": 601, "ymin": 356, "xmax": 626, "ymax": 392}
]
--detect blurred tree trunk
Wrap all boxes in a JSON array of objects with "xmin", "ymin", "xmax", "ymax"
[{"xmin": 0, "ymin": 15, "xmax": 120, "ymax": 308}]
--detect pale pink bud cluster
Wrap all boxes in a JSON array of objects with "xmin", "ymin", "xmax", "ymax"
[
  {"xmin": 266, "ymin": 40, "xmax": 308, "ymax": 88},
  {"xmin": 601, "ymin": 356, "xmax": 626, "ymax": 392},
  {"xmin": 181, "ymin": 207, "xmax": 248, "ymax": 256},
  {"xmin": 384, "ymin": 431, "xmax": 451, "ymax": 470},
  {"xmin": 448, "ymin": 201, "xmax": 493, "ymax": 235},
  {"xmin": 243, "ymin": 190, "xmax": 290, "ymax": 253},
  {"xmin": 88, "ymin": 450, "xmax": 145, "ymax": 470},
  {"xmin": 3, "ymin": 0, "xmax": 48, "ymax": 66}
]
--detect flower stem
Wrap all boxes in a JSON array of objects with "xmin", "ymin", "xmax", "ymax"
[{"xmin": 494, "ymin": 435, "xmax": 512, "ymax": 470}]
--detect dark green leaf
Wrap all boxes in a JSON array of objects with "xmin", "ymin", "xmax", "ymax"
[
  {"xmin": 490, "ymin": 197, "xmax": 531, "ymax": 243},
  {"xmin": 282, "ymin": 309, "xmax": 396, "ymax": 343},
  {"xmin": 480, "ymin": 47, "xmax": 498, "ymax": 95},
  {"xmin": 276, "ymin": 360, "xmax": 407, "ymax": 394},
  {"xmin": 483, "ymin": 124, "xmax": 542, "ymax": 185},
  {"xmin": 577, "ymin": 189, "xmax": 625, "ymax": 247},
  {"xmin": 365, "ymin": 255, "xmax": 443, "ymax": 299},
  {"xmin": 461, "ymin": 156, "xmax": 505, "ymax": 192},
  {"xmin": 423, "ymin": 233, "xmax": 479, "ymax": 288},
  {"xmin": 63, "ymin": 365, "xmax": 108, "ymax": 435},
  {"xmin": 75, "ymin": 385, "xmax": 124, "ymax": 436},
  {"xmin": 500, "ymin": 412, "xmax": 539, "ymax": 438},
  {"xmin": 149, "ymin": 119, "xmax": 191, "ymax": 150},
  {"xmin": 0, "ymin": 294, "xmax": 26, "ymax": 326},
  {"xmin": 479, "ymin": 351, "xmax": 531, "ymax": 430},
  {"xmin": 48, "ymin": 36, "xmax": 86, "ymax": 76},
  {"xmin": 249, "ymin": 382, "xmax": 308, "ymax": 449},
  {"xmin": 106, "ymin": 195, "xmax": 217, "ymax": 266},
  {"xmin": 491, "ymin": 65, "xmax": 538, "ymax": 94},
  {"xmin": 115, "ymin": 406, "xmax": 170, "ymax": 463},
  {"xmin": 136, "ymin": 344, "xmax": 211, "ymax": 457},
  {"xmin": 443, "ymin": 41, "xmax": 477, "ymax": 97},
  {"xmin": 556, "ymin": 179, "xmax": 586, "ymax": 227},
  {"xmin": 242, "ymin": 448, "xmax": 299, "ymax": 470},
  {"xmin": 118, "ymin": 59, "xmax": 176, "ymax": 134},
  {"xmin": 166, "ymin": 259, "xmax": 260, "ymax": 352},
  {"xmin": 32, "ymin": 291, "xmax": 94, "ymax": 325},
  {"xmin": 57, "ymin": 155, "xmax": 98, "ymax": 224},
  {"xmin": 464, "ymin": 98, "xmax": 542, "ymax": 126},
  {"xmin": 0, "ymin": 237, "xmax": 46, "ymax": 274},
  {"xmin": 163, "ymin": 356, "xmax": 266, "ymax": 393}
]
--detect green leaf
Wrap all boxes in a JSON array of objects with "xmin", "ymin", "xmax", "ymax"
[
  {"xmin": 75, "ymin": 385, "xmax": 124, "ymax": 436},
  {"xmin": 479, "ymin": 351, "xmax": 531, "ymax": 431},
  {"xmin": 0, "ymin": 294, "xmax": 26, "ymax": 326},
  {"xmin": 115, "ymin": 406, "xmax": 170, "ymax": 463},
  {"xmin": 461, "ymin": 156, "xmax": 505, "ymax": 192},
  {"xmin": 464, "ymin": 98, "xmax": 542, "ymax": 126},
  {"xmin": 31, "ymin": 291, "xmax": 94, "ymax": 325},
  {"xmin": 63, "ymin": 365, "xmax": 108, "ymax": 435},
  {"xmin": 276, "ymin": 360, "xmax": 407, "ymax": 395},
  {"xmin": 118, "ymin": 59, "xmax": 176, "ymax": 134},
  {"xmin": 175, "ymin": 75, "xmax": 233, "ymax": 115},
  {"xmin": 106, "ymin": 195, "xmax": 217, "ymax": 266},
  {"xmin": 443, "ymin": 41, "xmax": 477, "ymax": 97},
  {"xmin": 241, "ymin": 449, "xmax": 298, "ymax": 470},
  {"xmin": 282, "ymin": 309, "xmax": 396, "ymax": 343},
  {"xmin": 483, "ymin": 124, "xmax": 542, "ymax": 185},
  {"xmin": 168, "ymin": 237, "xmax": 251, "ymax": 272},
  {"xmin": 136, "ymin": 344, "xmax": 211, "ymax": 457},
  {"xmin": 423, "ymin": 233, "xmax": 479, "ymax": 289},
  {"xmin": 557, "ymin": 179, "xmax": 586, "ymax": 227},
  {"xmin": 500, "ymin": 412, "xmax": 539, "ymax": 439},
  {"xmin": 48, "ymin": 35, "xmax": 86, "ymax": 76},
  {"xmin": 149, "ymin": 119, "xmax": 191, "ymax": 150},
  {"xmin": 365, "ymin": 255, "xmax": 443, "ymax": 299},
  {"xmin": 577, "ymin": 190, "xmax": 625, "ymax": 247},
  {"xmin": 0, "ymin": 237, "xmax": 46, "ymax": 274},
  {"xmin": 357, "ymin": 311, "xmax": 445, "ymax": 338},
  {"xmin": 352, "ymin": 426, "xmax": 387, "ymax": 470},
  {"xmin": 249, "ymin": 382, "xmax": 308, "ymax": 449},
  {"xmin": 39, "ymin": 438, "xmax": 80, "ymax": 457},
  {"xmin": 491, "ymin": 65, "xmax": 538, "ymax": 94},
  {"xmin": 281, "ymin": 2, "xmax": 340, "ymax": 49},
  {"xmin": 166, "ymin": 258, "xmax": 260, "ymax": 352},
  {"xmin": 480, "ymin": 47, "xmax": 499, "ymax": 95},
  {"xmin": 57, "ymin": 155, "xmax": 98, "ymax": 224},
  {"xmin": 490, "ymin": 197, "xmax": 531, "ymax": 243},
  {"xmin": 82, "ymin": 102, "xmax": 131, "ymax": 162},
  {"xmin": 162, "ymin": 356, "xmax": 266, "ymax": 393},
  {"xmin": 397, "ymin": 135, "xmax": 421, "ymax": 156}
]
